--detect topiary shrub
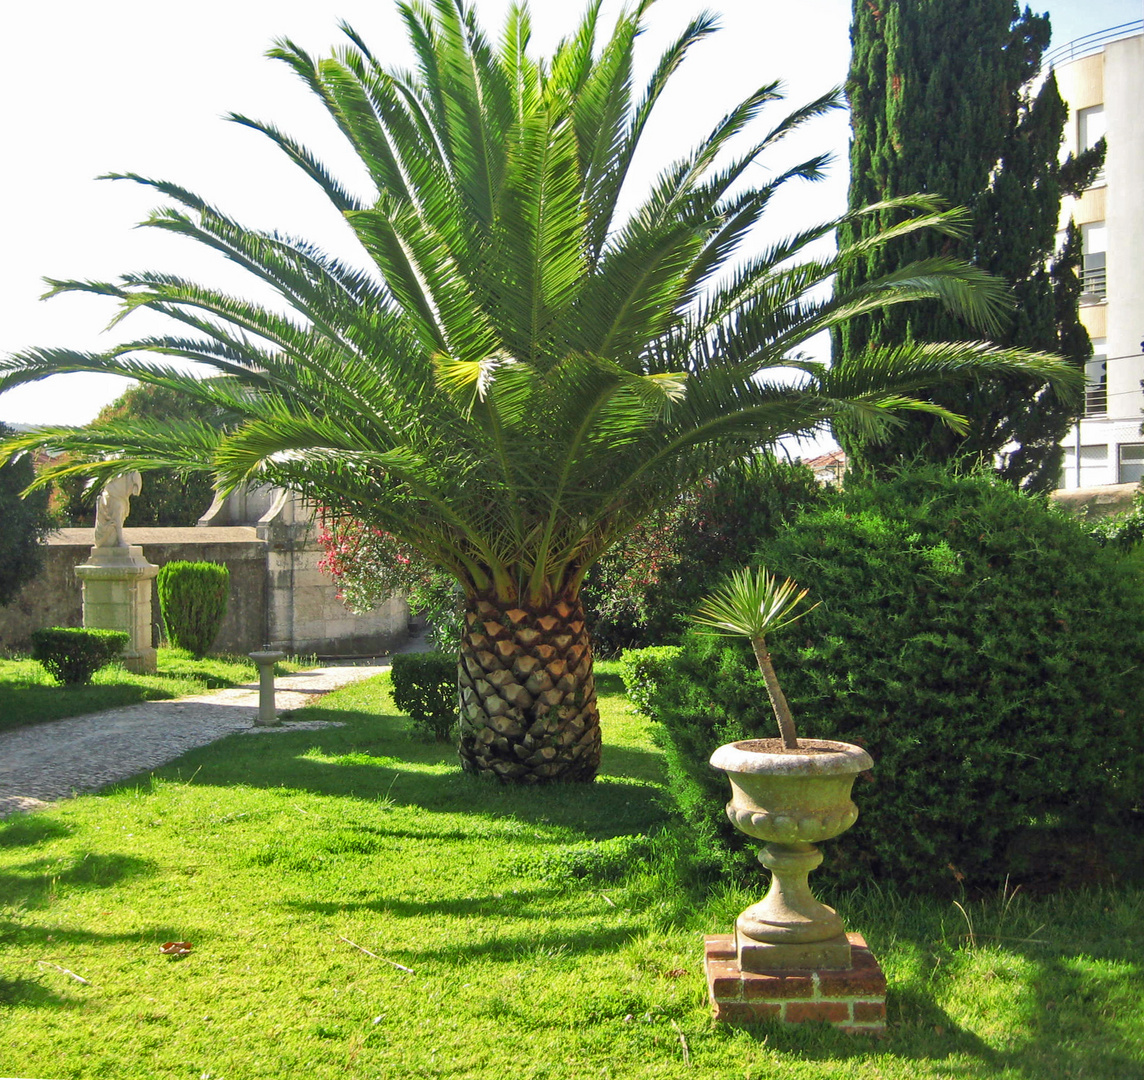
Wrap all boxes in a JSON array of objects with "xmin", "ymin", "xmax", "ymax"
[
  {"xmin": 30, "ymin": 627, "xmax": 129, "ymax": 685},
  {"xmin": 390, "ymin": 651, "xmax": 458, "ymax": 741},
  {"xmin": 156, "ymin": 561, "xmax": 229, "ymax": 659},
  {"xmin": 618, "ymin": 646, "xmax": 682, "ymax": 719},
  {"xmin": 642, "ymin": 466, "xmax": 1144, "ymax": 893}
]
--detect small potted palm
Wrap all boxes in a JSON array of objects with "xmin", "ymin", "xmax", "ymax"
[{"xmin": 696, "ymin": 567, "xmax": 872, "ymax": 971}]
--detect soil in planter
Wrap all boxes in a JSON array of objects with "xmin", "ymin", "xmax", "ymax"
[{"xmin": 736, "ymin": 738, "xmax": 846, "ymax": 755}]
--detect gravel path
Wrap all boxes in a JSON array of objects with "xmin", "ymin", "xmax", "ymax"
[{"xmin": 0, "ymin": 651, "xmax": 416, "ymax": 818}]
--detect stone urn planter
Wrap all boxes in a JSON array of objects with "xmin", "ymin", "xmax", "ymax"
[
  {"xmin": 710, "ymin": 737, "xmax": 872, "ymax": 971},
  {"xmin": 695, "ymin": 568, "xmax": 885, "ymax": 1029}
]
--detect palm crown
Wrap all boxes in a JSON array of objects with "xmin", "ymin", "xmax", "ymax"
[{"xmin": 1, "ymin": 0, "xmax": 1079, "ymax": 782}]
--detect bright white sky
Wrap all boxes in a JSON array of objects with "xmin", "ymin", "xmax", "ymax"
[{"xmin": 1, "ymin": 0, "xmax": 1140, "ymax": 434}]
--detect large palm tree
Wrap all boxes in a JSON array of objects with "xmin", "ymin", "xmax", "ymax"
[{"xmin": 1, "ymin": 0, "xmax": 1078, "ymax": 782}]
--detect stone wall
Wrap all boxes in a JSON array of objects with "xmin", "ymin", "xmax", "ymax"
[
  {"xmin": 0, "ymin": 491, "xmax": 410, "ymax": 658},
  {"xmin": 1051, "ymin": 482, "xmax": 1139, "ymax": 520}
]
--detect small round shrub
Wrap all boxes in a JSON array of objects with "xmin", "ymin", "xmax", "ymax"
[
  {"xmin": 390, "ymin": 651, "xmax": 458, "ymax": 741},
  {"xmin": 30, "ymin": 627, "xmax": 129, "ymax": 685},
  {"xmin": 642, "ymin": 467, "xmax": 1144, "ymax": 893},
  {"xmin": 156, "ymin": 561, "xmax": 229, "ymax": 659}
]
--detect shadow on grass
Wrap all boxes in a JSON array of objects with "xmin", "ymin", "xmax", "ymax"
[
  {"xmin": 0, "ymin": 920, "xmax": 212, "ymax": 1010},
  {"xmin": 0, "ymin": 815, "xmax": 75, "ymax": 848},
  {"xmin": 0, "ymin": 851, "xmax": 157, "ymax": 908},
  {"xmin": 129, "ymin": 706, "xmax": 669, "ymax": 837},
  {"xmin": 765, "ymin": 887, "xmax": 1144, "ymax": 1079},
  {"xmin": 0, "ymin": 975, "xmax": 82, "ymax": 1010}
]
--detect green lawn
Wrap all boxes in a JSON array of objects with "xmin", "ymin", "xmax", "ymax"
[
  {"xmin": 0, "ymin": 649, "xmax": 313, "ymax": 732},
  {"xmin": 0, "ymin": 664, "xmax": 1141, "ymax": 1078}
]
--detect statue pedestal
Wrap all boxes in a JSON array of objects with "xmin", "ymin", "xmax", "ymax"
[{"xmin": 75, "ymin": 546, "xmax": 159, "ymax": 673}]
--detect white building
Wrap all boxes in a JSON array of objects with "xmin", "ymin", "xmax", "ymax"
[{"xmin": 1052, "ymin": 21, "xmax": 1144, "ymax": 488}]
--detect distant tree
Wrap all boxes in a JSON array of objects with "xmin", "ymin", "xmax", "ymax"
[
  {"xmin": 835, "ymin": 0, "xmax": 1105, "ymax": 491},
  {"xmin": 52, "ymin": 383, "xmax": 219, "ymax": 526},
  {"xmin": 0, "ymin": 422, "xmax": 53, "ymax": 605}
]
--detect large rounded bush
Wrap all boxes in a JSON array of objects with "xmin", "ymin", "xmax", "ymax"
[{"xmin": 640, "ymin": 467, "xmax": 1144, "ymax": 892}]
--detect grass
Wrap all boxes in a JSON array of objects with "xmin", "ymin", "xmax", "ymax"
[
  {"xmin": 0, "ymin": 662, "xmax": 1141, "ymax": 1078},
  {"xmin": 0, "ymin": 648, "xmax": 313, "ymax": 732}
]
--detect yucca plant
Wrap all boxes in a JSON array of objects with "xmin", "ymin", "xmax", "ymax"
[
  {"xmin": 693, "ymin": 567, "xmax": 817, "ymax": 749},
  {"xmin": 0, "ymin": 0, "xmax": 1080, "ymax": 782}
]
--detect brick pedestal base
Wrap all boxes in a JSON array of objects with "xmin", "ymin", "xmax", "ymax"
[{"xmin": 705, "ymin": 932, "xmax": 886, "ymax": 1035}]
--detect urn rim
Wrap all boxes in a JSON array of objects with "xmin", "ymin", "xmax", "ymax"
[{"xmin": 709, "ymin": 738, "xmax": 873, "ymax": 777}]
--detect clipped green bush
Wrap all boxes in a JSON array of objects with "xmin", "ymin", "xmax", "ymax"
[
  {"xmin": 639, "ymin": 467, "xmax": 1144, "ymax": 892},
  {"xmin": 156, "ymin": 561, "xmax": 229, "ymax": 659},
  {"xmin": 30, "ymin": 627, "xmax": 129, "ymax": 685},
  {"xmin": 390, "ymin": 651, "xmax": 458, "ymax": 741},
  {"xmin": 618, "ymin": 646, "xmax": 682, "ymax": 720}
]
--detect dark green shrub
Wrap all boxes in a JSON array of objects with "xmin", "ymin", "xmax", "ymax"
[
  {"xmin": 583, "ymin": 455, "xmax": 824, "ymax": 655},
  {"xmin": 30, "ymin": 627, "xmax": 129, "ymax": 685},
  {"xmin": 390, "ymin": 651, "xmax": 458, "ymax": 741},
  {"xmin": 642, "ymin": 467, "xmax": 1144, "ymax": 892},
  {"xmin": 618, "ymin": 646, "xmax": 682, "ymax": 719},
  {"xmin": 1089, "ymin": 489, "xmax": 1144, "ymax": 553},
  {"xmin": 0, "ymin": 423, "xmax": 52, "ymax": 606},
  {"xmin": 156, "ymin": 561, "xmax": 229, "ymax": 659}
]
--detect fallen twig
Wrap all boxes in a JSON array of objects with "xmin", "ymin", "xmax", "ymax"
[
  {"xmin": 600, "ymin": 893, "xmax": 616, "ymax": 908},
  {"xmin": 671, "ymin": 1020, "xmax": 690, "ymax": 1066},
  {"xmin": 338, "ymin": 936, "xmax": 414, "ymax": 974},
  {"xmin": 36, "ymin": 960, "xmax": 91, "ymax": 985}
]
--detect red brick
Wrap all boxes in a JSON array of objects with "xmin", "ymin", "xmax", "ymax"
[
  {"xmin": 715, "ymin": 1001, "xmax": 781, "ymax": 1023},
  {"xmin": 705, "ymin": 935, "xmax": 737, "ymax": 961},
  {"xmin": 853, "ymin": 1001, "xmax": 886, "ymax": 1023},
  {"xmin": 784, "ymin": 1001, "xmax": 852, "ymax": 1024},
  {"xmin": 742, "ymin": 971, "xmax": 815, "ymax": 1000},
  {"xmin": 706, "ymin": 960, "xmax": 743, "ymax": 1001},
  {"xmin": 817, "ymin": 943, "xmax": 887, "ymax": 998}
]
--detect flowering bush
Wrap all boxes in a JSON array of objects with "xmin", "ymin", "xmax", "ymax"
[
  {"xmin": 317, "ymin": 512, "xmax": 462, "ymax": 647},
  {"xmin": 583, "ymin": 457, "xmax": 824, "ymax": 654}
]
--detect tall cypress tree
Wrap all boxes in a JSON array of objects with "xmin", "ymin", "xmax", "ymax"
[{"xmin": 835, "ymin": 0, "xmax": 1104, "ymax": 491}]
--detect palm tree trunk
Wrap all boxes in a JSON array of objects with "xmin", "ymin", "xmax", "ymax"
[{"xmin": 457, "ymin": 592, "xmax": 601, "ymax": 782}]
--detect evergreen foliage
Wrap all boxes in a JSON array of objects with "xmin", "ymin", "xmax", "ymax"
[
  {"xmin": 30, "ymin": 627, "xmax": 129, "ymax": 685},
  {"xmin": 390, "ymin": 651, "xmax": 459, "ymax": 741},
  {"xmin": 631, "ymin": 467, "xmax": 1144, "ymax": 891},
  {"xmin": 835, "ymin": 0, "xmax": 1106, "ymax": 491},
  {"xmin": 156, "ymin": 561, "xmax": 230, "ymax": 659},
  {"xmin": 0, "ymin": 423, "xmax": 52, "ymax": 606},
  {"xmin": 52, "ymin": 384, "xmax": 219, "ymax": 526}
]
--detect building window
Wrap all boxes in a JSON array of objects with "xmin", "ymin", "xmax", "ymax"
[
  {"xmin": 1119, "ymin": 444, "xmax": 1144, "ymax": 485},
  {"xmin": 1060, "ymin": 443, "xmax": 1109, "ymax": 488},
  {"xmin": 1085, "ymin": 339, "xmax": 1107, "ymax": 416},
  {"xmin": 1077, "ymin": 105, "xmax": 1106, "ymax": 184},
  {"xmin": 1081, "ymin": 222, "xmax": 1107, "ymax": 302}
]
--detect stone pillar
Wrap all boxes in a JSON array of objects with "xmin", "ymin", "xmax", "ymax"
[{"xmin": 74, "ymin": 546, "xmax": 160, "ymax": 673}]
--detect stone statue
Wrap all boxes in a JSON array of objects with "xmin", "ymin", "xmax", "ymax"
[{"xmin": 93, "ymin": 471, "xmax": 143, "ymax": 548}]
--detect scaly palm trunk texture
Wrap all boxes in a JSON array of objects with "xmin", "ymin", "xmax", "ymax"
[{"xmin": 457, "ymin": 593, "xmax": 601, "ymax": 782}]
